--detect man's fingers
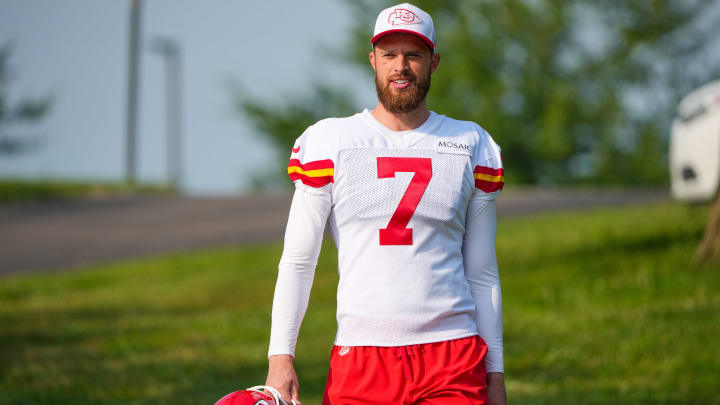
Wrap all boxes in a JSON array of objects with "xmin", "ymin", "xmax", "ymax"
[
  {"xmin": 290, "ymin": 380, "xmax": 301, "ymax": 405},
  {"xmin": 277, "ymin": 389, "xmax": 292, "ymax": 404},
  {"xmin": 290, "ymin": 389, "xmax": 302, "ymax": 405},
  {"xmin": 265, "ymin": 383, "xmax": 291, "ymax": 405}
]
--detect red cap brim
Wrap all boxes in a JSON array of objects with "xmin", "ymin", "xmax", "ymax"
[{"xmin": 371, "ymin": 29, "xmax": 435, "ymax": 50}]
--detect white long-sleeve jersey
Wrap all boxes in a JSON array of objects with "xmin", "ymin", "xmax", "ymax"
[{"xmin": 268, "ymin": 109, "xmax": 505, "ymax": 372}]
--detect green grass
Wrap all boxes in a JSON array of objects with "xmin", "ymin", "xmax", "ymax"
[
  {"xmin": 0, "ymin": 202, "xmax": 718, "ymax": 404},
  {"xmin": 0, "ymin": 179, "xmax": 172, "ymax": 202}
]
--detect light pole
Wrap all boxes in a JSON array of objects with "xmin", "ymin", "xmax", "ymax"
[
  {"xmin": 149, "ymin": 37, "xmax": 184, "ymax": 191},
  {"xmin": 125, "ymin": 0, "xmax": 143, "ymax": 187}
]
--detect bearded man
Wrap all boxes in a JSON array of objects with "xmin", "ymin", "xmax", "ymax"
[{"xmin": 265, "ymin": 3, "xmax": 507, "ymax": 405}]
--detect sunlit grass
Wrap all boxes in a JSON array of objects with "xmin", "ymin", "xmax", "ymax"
[{"xmin": 0, "ymin": 202, "xmax": 717, "ymax": 404}]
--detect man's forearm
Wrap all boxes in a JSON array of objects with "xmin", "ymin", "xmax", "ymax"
[{"xmin": 487, "ymin": 372, "xmax": 507, "ymax": 405}]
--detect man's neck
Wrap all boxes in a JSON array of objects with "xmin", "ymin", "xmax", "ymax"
[{"xmin": 370, "ymin": 102, "xmax": 431, "ymax": 132}]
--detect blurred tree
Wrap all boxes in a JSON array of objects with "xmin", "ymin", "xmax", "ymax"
[
  {"xmin": 236, "ymin": 0, "xmax": 720, "ymax": 186},
  {"xmin": 0, "ymin": 45, "xmax": 53, "ymax": 154},
  {"xmin": 234, "ymin": 83, "xmax": 357, "ymax": 190},
  {"xmin": 235, "ymin": 84, "xmax": 356, "ymax": 156}
]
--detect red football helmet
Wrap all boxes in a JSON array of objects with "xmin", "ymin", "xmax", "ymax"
[{"xmin": 215, "ymin": 385, "xmax": 295, "ymax": 405}]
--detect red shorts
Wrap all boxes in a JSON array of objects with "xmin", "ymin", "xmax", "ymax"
[{"xmin": 322, "ymin": 335, "xmax": 488, "ymax": 405}]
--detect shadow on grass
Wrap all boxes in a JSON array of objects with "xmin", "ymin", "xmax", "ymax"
[
  {"xmin": 508, "ymin": 390, "xmax": 713, "ymax": 405},
  {"xmin": 0, "ymin": 357, "xmax": 330, "ymax": 404},
  {"xmin": 0, "ymin": 301, "xmax": 329, "ymax": 404}
]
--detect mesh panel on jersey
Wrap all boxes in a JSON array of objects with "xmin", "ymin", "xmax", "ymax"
[
  {"xmin": 335, "ymin": 148, "xmax": 473, "ymax": 228},
  {"xmin": 331, "ymin": 147, "xmax": 479, "ymax": 346}
]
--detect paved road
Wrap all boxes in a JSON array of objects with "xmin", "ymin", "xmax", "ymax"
[{"xmin": 0, "ymin": 188, "xmax": 668, "ymax": 276}]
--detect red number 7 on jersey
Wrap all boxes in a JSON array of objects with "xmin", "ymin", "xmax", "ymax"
[{"xmin": 377, "ymin": 157, "xmax": 432, "ymax": 245}]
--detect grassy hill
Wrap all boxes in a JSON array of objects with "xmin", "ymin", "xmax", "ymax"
[
  {"xmin": 0, "ymin": 179, "xmax": 172, "ymax": 202},
  {"xmin": 0, "ymin": 202, "xmax": 718, "ymax": 404}
]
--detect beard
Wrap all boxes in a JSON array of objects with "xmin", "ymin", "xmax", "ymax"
[{"xmin": 375, "ymin": 67, "xmax": 432, "ymax": 114}]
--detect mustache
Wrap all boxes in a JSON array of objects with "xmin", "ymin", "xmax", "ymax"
[{"xmin": 388, "ymin": 73, "xmax": 416, "ymax": 80}]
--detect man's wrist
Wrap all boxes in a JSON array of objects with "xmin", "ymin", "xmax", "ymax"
[
  {"xmin": 487, "ymin": 372, "xmax": 505, "ymax": 386},
  {"xmin": 269, "ymin": 354, "xmax": 294, "ymax": 363}
]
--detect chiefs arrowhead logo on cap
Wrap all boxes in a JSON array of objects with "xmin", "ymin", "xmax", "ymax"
[{"xmin": 388, "ymin": 8, "xmax": 423, "ymax": 25}]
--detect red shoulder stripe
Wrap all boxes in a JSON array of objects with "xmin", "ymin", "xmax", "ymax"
[
  {"xmin": 473, "ymin": 166, "xmax": 504, "ymax": 193},
  {"xmin": 288, "ymin": 159, "xmax": 334, "ymax": 187}
]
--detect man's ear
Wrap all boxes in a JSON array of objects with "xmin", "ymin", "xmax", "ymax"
[
  {"xmin": 369, "ymin": 50, "xmax": 377, "ymax": 72},
  {"xmin": 431, "ymin": 53, "xmax": 440, "ymax": 74}
]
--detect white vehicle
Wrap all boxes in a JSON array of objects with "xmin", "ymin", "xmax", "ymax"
[{"xmin": 670, "ymin": 79, "xmax": 720, "ymax": 202}]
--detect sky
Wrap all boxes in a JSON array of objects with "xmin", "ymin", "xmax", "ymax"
[{"xmin": 0, "ymin": 0, "xmax": 377, "ymax": 195}]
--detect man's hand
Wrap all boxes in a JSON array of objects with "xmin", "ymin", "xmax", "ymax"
[
  {"xmin": 487, "ymin": 372, "xmax": 507, "ymax": 405},
  {"xmin": 266, "ymin": 355, "xmax": 301, "ymax": 405}
]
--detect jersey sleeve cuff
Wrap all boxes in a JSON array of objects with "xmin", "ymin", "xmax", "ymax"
[{"xmin": 268, "ymin": 345, "xmax": 296, "ymax": 359}]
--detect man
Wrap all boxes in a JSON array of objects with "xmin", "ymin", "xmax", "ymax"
[{"xmin": 265, "ymin": 3, "xmax": 507, "ymax": 404}]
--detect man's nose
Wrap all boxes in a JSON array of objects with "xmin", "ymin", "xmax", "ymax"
[{"xmin": 392, "ymin": 55, "xmax": 410, "ymax": 73}]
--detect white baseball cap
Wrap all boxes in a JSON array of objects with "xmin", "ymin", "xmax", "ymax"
[{"xmin": 371, "ymin": 3, "xmax": 436, "ymax": 50}]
